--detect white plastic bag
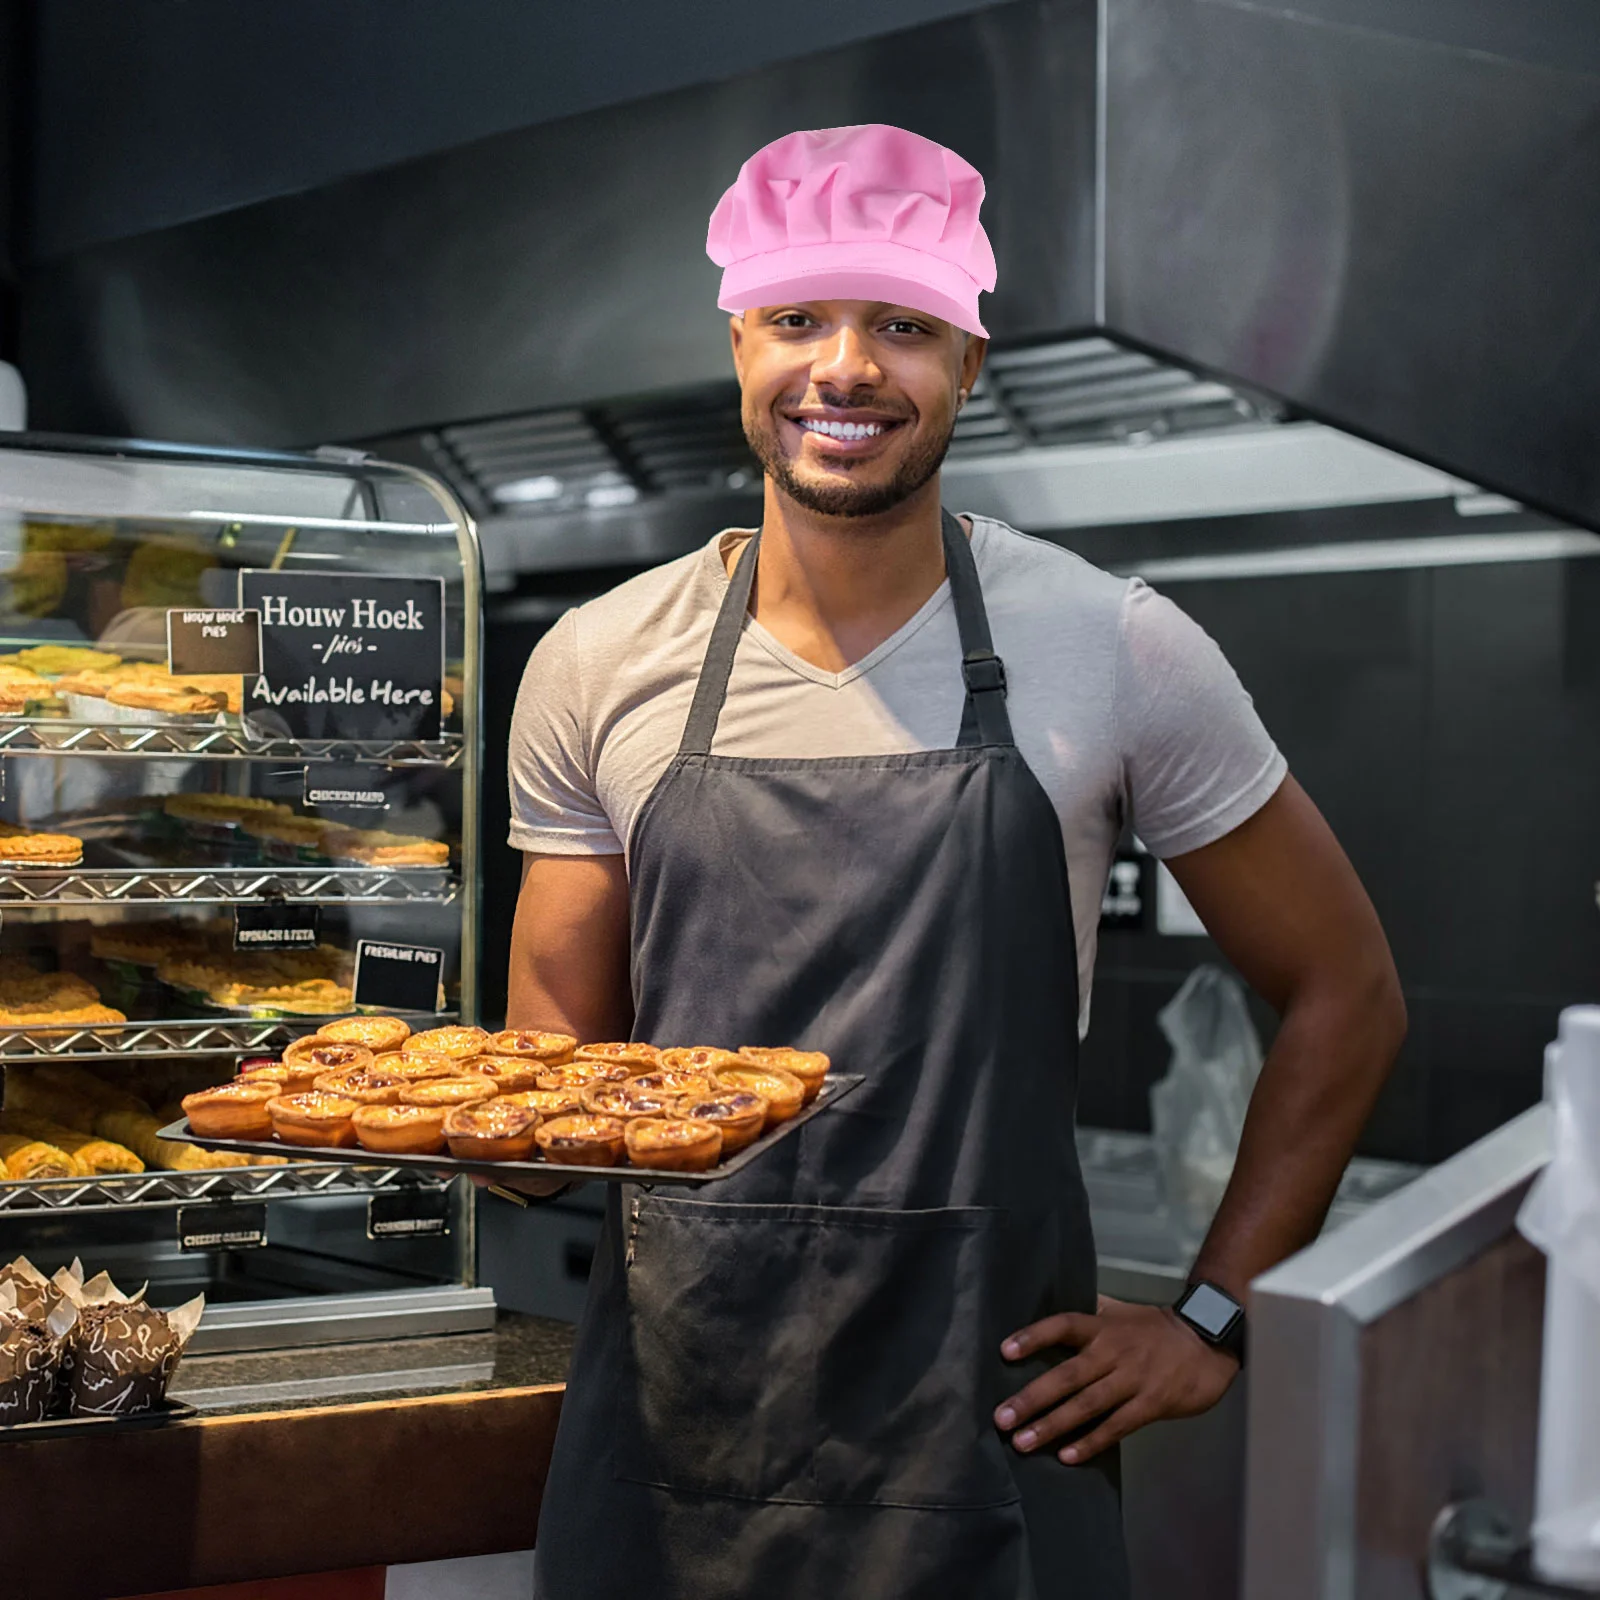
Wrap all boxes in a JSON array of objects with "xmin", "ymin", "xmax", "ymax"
[{"xmin": 1150, "ymin": 965, "xmax": 1264, "ymax": 1249}]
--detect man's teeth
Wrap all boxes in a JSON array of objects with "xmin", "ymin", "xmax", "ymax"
[{"xmin": 799, "ymin": 418, "xmax": 887, "ymax": 440}]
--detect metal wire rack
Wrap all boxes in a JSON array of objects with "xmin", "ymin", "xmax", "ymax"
[
  {"xmin": 0, "ymin": 1161, "xmax": 447, "ymax": 1215},
  {"xmin": 0, "ymin": 721, "xmax": 464, "ymax": 766},
  {"xmin": 0, "ymin": 865, "xmax": 458, "ymax": 906},
  {"xmin": 0, "ymin": 1012, "xmax": 456, "ymax": 1061}
]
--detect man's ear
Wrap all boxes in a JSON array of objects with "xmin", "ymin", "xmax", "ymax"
[
  {"xmin": 729, "ymin": 313, "xmax": 746, "ymax": 383},
  {"xmin": 961, "ymin": 332, "xmax": 989, "ymax": 393}
]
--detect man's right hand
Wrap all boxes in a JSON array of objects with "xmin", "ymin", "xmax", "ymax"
[{"xmin": 469, "ymin": 1172, "xmax": 572, "ymax": 1201}]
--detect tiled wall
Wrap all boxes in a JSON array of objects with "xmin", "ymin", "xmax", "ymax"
[{"xmin": 1079, "ymin": 553, "xmax": 1600, "ymax": 1165}]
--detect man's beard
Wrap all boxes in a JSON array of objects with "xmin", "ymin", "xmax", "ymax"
[{"xmin": 744, "ymin": 408, "xmax": 956, "ymax": 518}]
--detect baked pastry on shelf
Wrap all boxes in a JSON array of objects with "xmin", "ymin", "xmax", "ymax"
[
  {"xmin": 0, "ymin": 826, "xmax": 85, "ymax": 868},
  {"xmin": 625, "ymin": 1117, "xmax": 723, "ymax": 1173},
  {"xmin": 672, "ymin": 1089, "xmax": 769, "ymax": 1155},
  {"xmin": 234, "ymin": 1061, "xmax": 323, "ymax": 1095},
  {"xmin": 443, "ymin": 1100, "xmax": 540, "ymax": 1162},
  {"xmin": 533, "ymin": 1113, "xmax": 626, "ymax": 1167},
  {"xmin": 267, "ymin": 1092, "xmax": 360, "ymax": 1149},
  {"xmin": 163, "ymin": 793, "xmax": 293, "ymax": 828},
  {"xmin": 739, "ymin": 1047, "xmax": 831, "ymax": 1104},
  {"xmin": 371, "ymin": 1048, "xmax": 458, "ymax": 1082},
  {"xmin": 350, "ymin": 1103, "xmax": 448, "ymax": 1156},
  {"xmin": 324, "ymin": 828, "xmax": 450, "ymax": 868}
]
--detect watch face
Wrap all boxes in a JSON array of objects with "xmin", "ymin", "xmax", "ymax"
[{"xmin": 1182, "ymin": 1282, "xmax": 1241, "ymax": 1340}]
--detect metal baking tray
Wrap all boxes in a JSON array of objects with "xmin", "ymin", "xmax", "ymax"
[
  {"xmin": 158, "ymin": 1074, "xmax": 864, "ymax": 1187},
  {"xmin": 0, "ymin": 1397, "xmax": 198, "ymax": 1441}
]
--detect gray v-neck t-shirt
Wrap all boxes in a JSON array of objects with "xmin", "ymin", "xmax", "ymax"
[{"xmin": 507, "ymin": 514, "xmax": 1286, "ymax": 1035}]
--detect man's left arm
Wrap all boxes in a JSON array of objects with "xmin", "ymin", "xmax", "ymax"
[{"xmin": 994, "ymin": 774, "xmax": 1407, "ymax": 1463}]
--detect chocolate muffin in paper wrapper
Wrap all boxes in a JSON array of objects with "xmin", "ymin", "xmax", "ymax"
[
  {"xmin": 0, "ymin": 1254, "xmax": 78, "ymax": 1320},
  {"xmin": 59, "ymin": 1276, "xmax": 204, "ymax": 1417},
  {"xmin": 0, "ymin": 1279, "xmax": 77, "ymax": 1425}
]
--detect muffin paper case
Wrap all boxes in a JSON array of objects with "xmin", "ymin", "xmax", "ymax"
[
  {"xmin": 706, "ymin": 124, "xmax": 996, "ymax": 336},
  {"xmin": 0, "ymin": 1281, "xmax": 77, "ymax": 1425},
  {"xmin": 1518, "ymin": 1005, "xmax": 1600, "ymax": 1584}
]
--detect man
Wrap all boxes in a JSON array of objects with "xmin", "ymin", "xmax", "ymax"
[{"xmin": 506, "ymin": 124, "xmax": 1405, "ymax": 1599}]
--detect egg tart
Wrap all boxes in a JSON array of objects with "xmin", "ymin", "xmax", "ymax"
[
  {"xmin": 459, "ymin": 1055, "xmax": 543, "ymax": 1093},
  {"xmin": 267, "ymin": 1091, "xmax": 360, "ymax": 1149},
  {"xmin": 499, "ymin": 1088, "xmax": 583, "ymax": 1119},
  {"xmin": 625, "ymin": 1117, "xmax": 723, "ymax": 1173},
  {"xmin": 580, "ymin": 1079, "xmax": 677, "ymax": 1120},
  {"xmin": 537, "ymin": 1061, "xmax": 627, "ymax": 1092},
  {"xmin": 408, "ymin": 1025, "xmax": 490, "ymax": 1060},
  {"xmin": 486, "ymin": 1028, "xmax": 576, "ymax": 1065},
  {"xmin": 739, "ymin": 1046, "xmax": 831, "ymax": 1104},
  {"xmin": 371, "ymin": 1048, "xmax": 458, "ymax": 1082},
  {"xmin": 628, "ymin": 1068, "xmax": 715, "ymax": 1098},
  {"xmin": 181, "ymin": 1080, "xmax": 279, "ymax": 1140},
  {"xmin": 659, "ymin": 1046, "xmax": 743, "ymax": 1077},
  {"xmin": 673, "ymin": 1089, "xmax": 769, "ymax": 1154},
  {"xmin": 350, "ymin": 1103, "xmax": 448, "ymax": 1156},
  {"xmin": 712, "ymin": 1065, "xmax": 805, "ymax": 1127},
  {"xmin": 443, "ymin": 1100, "xmax": 541, "ymax": 1162},
  {"xmin": 236, "ymin": 1061, "xmax": 322, "ymax": 1095},
  {"xmin": 315, "ymin": 1015, "xmax": 411, "ymax": 1053},
  {"xmin": 534, "ymin": 1113, "xmax": 626, "ymax": 1167},
  {"xmin": 282, "ymin": 1038, "xmax": 375, "ymax": 1076},
  {"xmin": 311, "ymin": 1066, "xmax": 408, "ymax": 1105},
  {"xmin": 573, "ymin": 1041, "xmax": 661, "ymax": 1074},
  {"xmin": 400, "ymin": 1077, "xmax": 497, "ymax": 1110}
]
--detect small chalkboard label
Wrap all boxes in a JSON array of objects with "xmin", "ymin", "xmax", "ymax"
[
  {"xmin": 367, "ymin": 1188, "xmax": 451, "ymax": 1241},
  {"xmin": 352, "ymin": 939, "xmax": 444, "ymax": 1012},
  {"xmin": 303, "ymin": 763, "xmax": 389, "ymax": 810},
  {"xmin": 166, "ymin": 608, "xmax": 263, "ymax": 675},
  {"xmin": 178, "ymin": 1201, "xmax": 268, "ymax": 1252},
  {"xmin": 234, "ymin": 903, "xmax": 321, "ymax": 951},
  {"xmin": 237, "ymin": 571, "xmax": 444, "ymax": 742}
]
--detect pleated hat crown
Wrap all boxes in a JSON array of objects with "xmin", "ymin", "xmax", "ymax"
[{"xmin": 706, "ymin": 124, "xmax": 996, "ymax": 337}]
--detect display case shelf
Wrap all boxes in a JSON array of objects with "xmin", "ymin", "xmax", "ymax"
[
  {"xmin": 0, "ymin": 1161, "xmax": 448, "ymax": 1215},
  {"xmin": 0, "ymin": 1011, "xmax": 456, "ymax": 1060},
  {"xmin": 0, "ymin": 720, "xmax": 464, "ymax": 767},
  {"xmin": 0, "ymin": 865, "xmax": 458, "ymax": 906}
]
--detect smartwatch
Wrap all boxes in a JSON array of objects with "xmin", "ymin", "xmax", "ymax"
[{"xmin": 1173, "ymin": 1279, "xmax": 1247, "ymax": 1366}]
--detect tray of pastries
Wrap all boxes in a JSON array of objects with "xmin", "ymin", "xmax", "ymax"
[{"xmin": 162, "ymin": 1023, "xmax": 861, "ymax": 1184}]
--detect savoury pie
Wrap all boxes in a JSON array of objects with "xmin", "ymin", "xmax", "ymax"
[
  {"xmin": 579, "ymin": 1079, "xmax": 678, "ymax": 1120},
  {"xmin": 399, "ymin": 1077, "xmax": 497, "ymax": 1110},
  {"xmin": 282, "ymin": 1038, "xmax": 374, "ymax": 1075},
  {"xmin": 739, "ymin": 1047, "xmax": 831, "ymax": 1104},
  {"xmin": 672, "ymin": 1089, "xmax": 769, "ymax": 1155},
  {"xmin": 316, "ymin": 1015, "xmax": 412, "ymax": 1053},
  {"xmin": 711, "ymin": 1066, "xmax": 805, "ymax": 1128},
  {"xmin": 181, "ymin": 1080, "xmax": 279, "ymax": 1140},
  {"xmin": 350, "ymin": 1103, "xmax": 448, "ymax": 1156},
  {"xmin": 486, "ymin": 1029, "xmax": 576, "ymax": 1065},
  {"xmin": 573, "ymin": 1042, "xmax": 660, "ymax": 1075},
  {"xmin": 311, "ymin": 1066, "xmax": 409, "ymax": 1105},
  {"xmin": 409, "ymin": 1025, "xmax": 490, "ymax": 1060}
]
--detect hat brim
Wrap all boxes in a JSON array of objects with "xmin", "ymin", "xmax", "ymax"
[{"xmin": 717, "ymin": 242, "xmax": 988, "ymax": 338}]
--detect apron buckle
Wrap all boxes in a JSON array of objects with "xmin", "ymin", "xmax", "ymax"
[{"xmin": 962, "ymin": 650, "xmax": 1008, "ymax": 695}]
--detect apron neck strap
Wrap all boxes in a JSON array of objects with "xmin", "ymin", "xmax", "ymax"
[{"xmin": 678, "ymin": 509, "xmax": 1014, "ymax": 757}]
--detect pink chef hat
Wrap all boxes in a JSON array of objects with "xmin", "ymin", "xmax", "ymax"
[{"xmin": 707, "ymin": 124, "xmax": 996, "ymax": 338}]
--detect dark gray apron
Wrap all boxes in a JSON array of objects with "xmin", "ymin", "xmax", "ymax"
[{"xmin": 533, "ymin": 511, "xmax": 1127, "ymax": 1600}]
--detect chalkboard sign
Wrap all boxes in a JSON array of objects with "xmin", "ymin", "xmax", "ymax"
[
  {"xmin": 166, "ymin": 608, "xmax": 262, "ymax": 675},
  {"xmin": 236, "ymin": 571, "xmax": 444, "ymax": 742},
  {"xmin": 367, "ymin": 1188, "xmax": 451, "ymax": 1240},
  {"xmin": 234, "ymin": 903, "xmax": 321, "ymax": 952},
  {"xmin": 179, "ymin": 1202, "xmax": 268, "ymax": 1252},
  {"xmin": 352, "ymin": 939, "xmax": 444, "ymax": 1013}
]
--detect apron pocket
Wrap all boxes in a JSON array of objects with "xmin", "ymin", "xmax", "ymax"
[{"xmin": 614, "ymin": 1195, "xmax": 1019, "ymax": 1510}]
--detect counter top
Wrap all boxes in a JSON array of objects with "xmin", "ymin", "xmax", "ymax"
[{"xmin": 172, "ymin": 1309, "xmax": 575, "ymax": 1416}]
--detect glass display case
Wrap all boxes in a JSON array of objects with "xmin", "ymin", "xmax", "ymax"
[{"xmin": 0, "ymin": 434, "xmax": 490, "ymax": 1351}]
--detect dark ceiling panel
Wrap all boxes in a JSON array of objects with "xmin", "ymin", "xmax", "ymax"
[
  {"xmin": 30, "ymin": 0, "xmax": 1011, "ymax": 259},
  {"xmin": 1104, "ymin": 0, "xmax": 1600, "ymax": 529},
  {"xmin": 20, "ymin": 0, "xmax": 1098, "ymax": 447}
]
